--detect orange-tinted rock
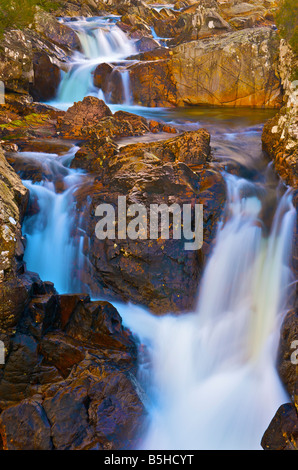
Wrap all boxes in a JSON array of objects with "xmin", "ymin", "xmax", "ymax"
[
  {"xmin": 277, "ymin": 309, "xmax": 298, "ymax": 404},
  {"xmin": 93, "ymin": 63, "xmax": 114, "ymax": 90},
  {"xmin": 118, "ymin": 128, "xmax": 211, "ymax": 167},
  {"xmin": 129, "ymin": 59, "xmax": 177, "ymax": 107},
  {"xmin": 136, "ymin": 36, "xmax": 160, "ymax": 52},
  {"xmin": 72, "ymin": 132, "xmax": 225, "ymax": 314},
  {"xmin": 129, "ymin": 27, "xmax": 282, "ymax": 108}
]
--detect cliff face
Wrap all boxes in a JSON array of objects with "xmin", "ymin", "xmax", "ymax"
[{"xmin": 262, "ymin": 39, "xmax": 298, "ymax": 188}]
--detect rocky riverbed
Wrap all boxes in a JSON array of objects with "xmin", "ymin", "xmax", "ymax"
[{"xmin": 0, "ymin": 0, "xmax": 297, "ymax": 451}]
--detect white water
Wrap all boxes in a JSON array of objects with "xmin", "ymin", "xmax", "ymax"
[
  {"xmin": 53, "ymin": 17, "xmax": 136, "ymax": 108},
  {"xmin": 119, "ymin": 173, "xmax": 295, "ymax": 450},
  {"xmin": 21, "ymin": 147, "xmax": 86, "ymax": 294}
]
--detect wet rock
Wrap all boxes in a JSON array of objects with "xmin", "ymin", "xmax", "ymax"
[
  {"xmin": 56, "ymin": 96, "xmax": 113, "ymax": 138},
  {"xmin": 30, "ymin": 51, "xmax": 61, "ymax": 102},
  {"xmin": 136, "ymin": 36, "xmax": 160, "ymax": 52},
  {"xmin": 117, "ymin": 128, "xmax": 211, "ymax": 167},
  {"xmin": 88, "ymin": 371, "xmax": 145, "ymax": 449},
  {"xmin": 0, "ymin": 147, "xmax": 29, "ymax": 333},
  {"xmin": 0, "ymin": 30, "xmax": 34, "ymax": 94},
  {"xmin": 261, "ymin": 403, "xmax": 298, "ymax": 450},
  {"xmin": 71, "ymin": 136, "xmax": 119, "ymax": 172},
  {"xmin": 129, "ymin": 59, "xmax": 177, "ymax": 107},
  {"xmin": 277, "ymin": 309, "xmax": 298, "ymax": 402},
  {"xmin": 0, "ymin": 97, "xmax": 64, "ymax": 142},
  {"xmin": 0, "ymin": 291, "xmax": 144, "ymax": 449},
  {"xmin": 73, "ymin": 136, "xmax": 225, "ymax": 314},
  {"xmin": 93, "ymin": 63, "xmax": 114, "ymax": 91},
  {"xmin": 0, "ymin": 28, "xmax": 68, "ymax": 97}
]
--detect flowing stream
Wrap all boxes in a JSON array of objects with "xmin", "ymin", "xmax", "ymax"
[{"xmin": 19, "ymin": 17, "xmax": 296, "ymax": 450}]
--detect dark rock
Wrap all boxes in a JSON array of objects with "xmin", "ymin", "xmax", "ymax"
[
  {"xmin": 277, "ymin": 309, "xmax": 298, "ymax": 402},
  {"xmin": 30, "ymin": 51, "xmax": 61, "ymax": 102},
  {"xmin": 56, "ymin": 96, "xmax": 113, "ymax": 138},
  {"xmin": 261, "ymin": 403, "xmax": 298, "ymax": 450},
  {"xmin": 73, "ymin": 137, "xmax": 225, "ymax": 314}
]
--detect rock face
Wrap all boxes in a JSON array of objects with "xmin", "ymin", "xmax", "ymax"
[
  {"xmin": 262, "ymin": 40, "xmax": 298, "ymax": 187},
  {"xmin": 33, "ymin": 7, "xmax": 81, "ymax": 53},
  {"xmin": 0, "ymin": 292, "xmax": 144, "ymax": 450},
  {"xmin": 71, "ymin": 128, "xmax": 225, "ymax": 314},
  {"xmin": 0, "ymin": 5, "xmax": 80, "ymax": 100},
  {"xmin": 128, "ymin": 27, "xmax": 282, "ymax": 108},
  {"xmin": 0, "ymin": 146, "xmax": 29, "ymax": 338},
  {"xmin": 277, "ymin": 309, "xmax": 298, "ymax": 401},
  {"xmin": 0, "ymin": 125, "xmax": 144, "ymax": 449}
]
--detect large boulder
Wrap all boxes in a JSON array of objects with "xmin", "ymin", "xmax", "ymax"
[
  {"xmin": 56, "ymin": 96, "xmax": 113, "ymax": 139},
  {"xmin": 277, "ymin": 308, "xmax": 298, "ymax": 400},
  {"xmin": 128, "ymin": 27, "xmax": 282, "ymax": 108},
  {"xmin": 0, "ymin": 146, "xmax": 29, "ymax": 335},
  {"xmin": 0, "ymin": 27, "xmax": 68, "ymax": 98}
]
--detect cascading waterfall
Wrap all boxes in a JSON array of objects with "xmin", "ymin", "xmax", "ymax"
[
  {"xmin": 53, "ymin": 17, "xmax": 136, "ymax": 107},
  {"xmin": 21, "ymin": 147, "xmax": 86, "ymax": 294},
  {"xmin": 120, "ymin": 173, "xmax": 295, "ymax": 450}
]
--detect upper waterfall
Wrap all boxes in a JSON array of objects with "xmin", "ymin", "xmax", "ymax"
[{"xmin": 53, "ymin": 16, "xmax": 136, "ymax": 108}]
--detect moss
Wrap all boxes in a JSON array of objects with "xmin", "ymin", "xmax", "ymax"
[
  {"xmin": 0, "ymin": 0, "xmax": 60, "ymax": 38},
  {"xmin": 0, "ymin": 113, "xmax": 50, "ymax": 129}
]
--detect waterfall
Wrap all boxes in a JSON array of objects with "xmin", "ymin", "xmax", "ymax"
[
  {"xmin": 21, "ymin": 147, "xmax": 86, "ymax": 294},
  {"xmin": 120, "ymin": 173, "xmax": 295, "ymax": 450},
  {"xmin": 53, "ymin": 18, "xmax": 135, "ymax": 108}
]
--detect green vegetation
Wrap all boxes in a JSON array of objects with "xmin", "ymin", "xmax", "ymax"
[
  {"xmin": 0, "ymin": 0, "xmax": 59, "ymax": 37},
  {"xmin": 275, "ymin": 0, "xmax": 298, "ymax": 56},
  {"xmin": 0, "ymin": 113, "xmax": 50, "ymax": 128}
]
